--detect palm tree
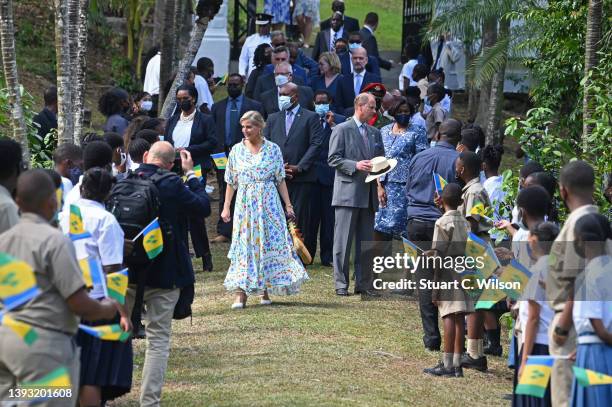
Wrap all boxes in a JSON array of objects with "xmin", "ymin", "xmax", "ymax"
[
  {"xmin": 158, "ymin": 0, "xmax": 176, "ymax": 110},
  {"xmin": 72, "ymin": 0, "xmax": 89, "ymax": 143},
  {"xmin": 582, "ymin": 0, "xmax": 603, "ymax": 151},
  {"xmin": 485, "ymin": 17, "xmax": 510, "ymax": 144},
  {"xmin": 54, "ymin": 0, "xmax": 75, "ymax": 145},
  {"xmin": 159, "ymin": 0, "xmax": 223, "ymax": 119},
  {"xmin": 0, "ymin": 0, "xmax": 30, "ymax": 162}
]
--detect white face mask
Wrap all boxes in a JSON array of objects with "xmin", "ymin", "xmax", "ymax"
[
  {"xmin": 140, "ymin": 100, "xmax": 153, "ymax": 111},
  {"xmin": 275, "ymin": 74, "xmax": 290, "ymax": 87},
  {"xmin": 278, "ymin": 95, "xmax": 293, "ymax": 111}
]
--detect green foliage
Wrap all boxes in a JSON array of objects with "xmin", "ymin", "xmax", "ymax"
[{"xmin": 110, "ymin": 56, "xmax": 140, "ymax": 93}]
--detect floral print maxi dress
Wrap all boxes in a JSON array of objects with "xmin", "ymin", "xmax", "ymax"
[{"xmin": 223, "ymin": 140, "xmax": 308, "ymax": 295}]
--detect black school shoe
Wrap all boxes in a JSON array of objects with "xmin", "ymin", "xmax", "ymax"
[
  {"xmin": 460, "ymin": 354, "xmax": 488, "ymax": 372},
  {"xmin": 423, "ymin": 362, "xmax": 455, "ymax": 377},
  {"xmin": 484, "ymin": 343, "xmax": 503, "ymax": 357},
  {"xmin": 454, "ymin": 366, "xmax": 464, "ymax": 377}
]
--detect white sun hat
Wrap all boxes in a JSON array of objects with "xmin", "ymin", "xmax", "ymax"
[{"xmin": 365, "ymin": 156, "xmax": 398, "ymax": 183}]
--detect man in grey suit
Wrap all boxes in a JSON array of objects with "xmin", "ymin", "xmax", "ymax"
[
  {"xmin": 264, "ymin": 82, "xmax": 323, "ymax": 260},
  {"xmin": 328, "ymin": 93, "xmax": 384, "ymax": 296}
]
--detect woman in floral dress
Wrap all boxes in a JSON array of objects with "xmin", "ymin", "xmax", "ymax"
[
  {"xmin": 221, "ymin": 111, "xmax": 308, "ymax": 309},
  {"xmin": 375, "ymin": 98, "xmax": 428, "ymax": 240},
  {"xmin": 264, "ymin": 0, "xmax": 291, "ymax": 30}
]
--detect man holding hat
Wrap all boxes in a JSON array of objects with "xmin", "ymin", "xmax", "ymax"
[
  {"xmin": 328, "ymin": 92, "xmax": 384, "ymax": 297},
  {"xmin": 239, "ymin": 13, "xmax": 272, "ymax": 79}
]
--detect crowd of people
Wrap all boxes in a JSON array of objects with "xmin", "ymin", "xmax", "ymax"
[{"xmin": 1, "ymin": 1, "xmax": 611, "ymax": 406}]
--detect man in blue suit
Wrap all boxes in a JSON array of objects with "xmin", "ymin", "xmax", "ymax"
[
  {"xmin": 335, "ymin": 47, "xmax": 382, "ymax": 114},
  {"xmin": 312, "ymin": 90, "xmax": 345, "ymax": 266},
  {"xmin": 336, "ymin": 33, "xmax": 381, "ymax": 77},
  {"xmin": 210, "ymin": 73, "xmax": 263, "ymax": 243},
  {"xmin": 254, "ymin": 47, "xmax": 308, "ymax": 101}
]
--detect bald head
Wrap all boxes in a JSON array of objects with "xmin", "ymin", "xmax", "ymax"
[
  {"xmin": 144, "ymin": 141, "xmax": 175, "ymax": 169},
  {"xmin": 439, "ymin": 119, "xmax": 462, "ymax": 145},
  {"xmin": 15, "ymin": 169, "xmax": 56, "ymax": 218},
  {"xmin": 279, "ymin": 81, "xmax": 298, "ymax": 97},
  {"xmin": 382, "ymin": 92, "xmax": 395, "ymax": 111}
]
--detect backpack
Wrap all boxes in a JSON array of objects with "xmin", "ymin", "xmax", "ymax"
[{"xmin": 107, "ymin": 169, "xmax": 174, "ymax": 265}]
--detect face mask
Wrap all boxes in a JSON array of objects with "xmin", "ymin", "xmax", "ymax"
[
  {"xmin": 140, "ymin": 101, "xmax": 153, "ymax": 111},
  {"xmin": 335, "ymin": 47, "xmax": 347, "ymax": 54},
  {"xmin": 227, "ymin": 85, "xmax": 242, "ymax": 99},
  {"xmin": 119, "ymin": 151, "xmax": 127, "ymax": 166},
  {"xmin": 395, "ymin": 114, "xmax": 411, "ymax": 127},
  {"xmin": 349, "ymin": 42, "xmax": 361, "ymax": 51},
  {"xmin": 159, "ymin": 135, "xmax": 165, "ymax": 141},
  {"xmin": 180, "ymin": 99, "xmax": 193, "ymax": 112},
  {"xmin": 315, "ymin": 103, "xmax": 330, "ymax": 117},
  {"xmin": 275, "ymin": 75, "xmax": 290, "ymax": 87},
  {"xmin": 430, "ymin": 140, "xmax": 437, "ymax": 148},
  {"xmin": 278, "ymin": 95, "xmax": 293, "ymax": 111},
  {"xmin": 69, "ymin": 166, "xmax": 83, "ymax": 185}
]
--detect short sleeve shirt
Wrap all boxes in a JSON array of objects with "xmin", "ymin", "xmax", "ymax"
[
  {"xmin": 424, "ymin": 103, "xmax": 447, "ymax": 141},
  {"xmin": 432, "ymin": 209, "xmax": 470, "ymax": 258},
  {"xmin": 0, "ymin": 213, "xmax": 85, "ymax": 334},
  {"xmin": 519, "ymin": 255, "xmax": 554, "ymax": 345},
  {"xmin": 0, "ymin": 185, "xmax": 19, "ymax": 234},
  {"xmin": 458, "ymin": 178, "xmax": 493, "ymax": 237}
]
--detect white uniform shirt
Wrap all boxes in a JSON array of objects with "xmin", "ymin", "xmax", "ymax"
[
  {"xmin": 194, "ymin": 75, "xmax": 214, "ymax": 109},
  {"xmin": 60, "ymin": 175, "xmax": 83, "ymax": 225},
  {"xmin": 60, "ymin": 198, "xmax": 124, "ymax": 266},
  {"xmin": 573, "ymin": 255, "xmax": 612, "ymax": 344},
  {"xmin": 423, "ymin": 93, "xmax": 452, "ymax": 115},
  {"xmin": 60, "ymin": 176, "xmax": 73, "ymax": 196},
  {"xmin": 519, "ymin": 255, "xmax": 554, "ymax": 345},
  {"xmin": 143, "ymin": 52, "xmax": 161, "ymax": 95},
  {"xmin": 399, "ymin": 59, "xmax": 418, "ymax": 90},
  {"xmin": 483, "ymin": 175, "xmax": 506, "ymax": 241},
  {"xmin": 238, "ymin": 33, "xmax": 271, "ymax": 78}
]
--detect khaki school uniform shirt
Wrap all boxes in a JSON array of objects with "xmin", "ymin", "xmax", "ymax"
[
  {"xmin": 546, "ymin": 204, "xmax": 598, "ymax": 311},
  {"xmin": 0, "ymin": 213, "xmax": 85, "ymax": 334},
  {"xmin": 0, "ymin": 185, "xmax": 19, "ymax": 234},
  {"xmin": 459, "ymin": 177, "xmax": 493, "ymax": 237},
  {"xmin": 424, "ymin": 102, "xmax": 447, "ymax": 141}
]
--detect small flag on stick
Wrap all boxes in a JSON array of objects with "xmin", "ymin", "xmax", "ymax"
[
  {"xmin": 0, "ymin": 253, "xmax": 41, "ymax": 311},
  {"xmin": 432, "ymin": 172, "xmax": 447, "ymax": 196},
  {"xmin": 139, "ymin": 218, "xmax": 163, "ymax": 259},
  {"xmin": 515, "ymin": 356, "xmax": 554, "ymax": 398},
  {"xmin": 23, "ymin": 366, "xmax": 71, "ymax": 388},
  {"xmin": 1, "ymin": 314, "xmax": 38, "ymax": 346},
  {"xmin": 211, "ymin": 152, "xmax": 228, "ymax": 170},
  {"xmin": 573, "ymin": 366, "xmax": 612, "ymax": 387},
  {"xmin": 78, "ymin": 324, "xmax": 130, "ymax": 342},
  {"xmin": 69, "ymin": 205, "xmax": 91, "ymax": 241},
  {"xmin": 106, "ymin": 269, "xmax": 128, "ymax": 304}
]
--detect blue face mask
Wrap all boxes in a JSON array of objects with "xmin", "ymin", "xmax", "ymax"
[
  {"xmin": 395, "ymin": 114, "xmax": 411, "ymax": 127},
  {"xmin": 349, "ymin": 42, "xmax": 361, "ymax": 51},
  {"xmin": 315, "ymin": 103, "xmax": 330, "ymax": 117},
  {"xmin": 278, "ymin": 95, "xmax": 292, "ymax": 111},
  {"xmin": 69, "ymin": 167, "xmax": 83, "ymax": 185}
]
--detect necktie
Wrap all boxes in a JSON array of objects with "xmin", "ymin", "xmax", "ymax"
[
  {"xmin": 332, "ymin": 30, "xmax": 338, "ymax": 51},
  {"xmin": 354, "ymin": 73, "xmax": 363, "ymax": 97},
  {"xmin": 228, "ymin": 99, "xmax": 238, "ymax": 146},
  {"xmin": 360, "ymin": 124, "xmax": 370, "ymax": 156},
  {"xmin": 286, "ymin": 110, "xmax": 294, "ymax": 136}
]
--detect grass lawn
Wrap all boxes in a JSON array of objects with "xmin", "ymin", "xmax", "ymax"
[{"xmin": 111, "ymin": 233, "xmax": 515, "ymax": 406}]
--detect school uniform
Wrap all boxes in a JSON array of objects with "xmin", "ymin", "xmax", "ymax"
[
  {"xmin": 60, "ymin": 199, "xmax": 133, "ymax": 402},
  {"xmin": 571, "ymin": 255, "xmax": 612, "ymax": 407},
  {"xmin": 0, "ymin": 213, "xmax": 85, "ymax": 405},
  {"xmin": 431, "ymin": 209, "xmax": 474, "ymax": 317},
  {"xmin": 423, "ymin": 102, "xmax": 447, "ymax": 141},
  {"xmin": 458, "ymin": 177, "xmax": 493, "ymax": 241}
]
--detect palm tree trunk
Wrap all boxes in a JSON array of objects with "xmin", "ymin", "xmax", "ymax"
[
  {"xmin": 158, "ymin": 0, "xmax": 176, "ymax": 110},
  {"xmin": 582, "ymin": 0, "xmax": 603, "ymax": 152},
  {"xmin": 475, "ymin": 17, "xmax": 497, "ymax": 129},
  {"xmin": 55, "ymin": 0, "xmax": 74, "ymax": 145},
  {"xmin": 485, "ymin": 17, "xmax": 510, "ymax": 145},
  {"xmin": 160, "ymin": 15, "xmax": 212, "ymax": 119},
  {"xmin": 152, "ymin": 0, "xmax": 165, "ymax": 46},
  {"xmin": 465, "ymin": 49, "xmax": 478, "ymax": 122},
  {"xmin": 73, "ymin": 0, "xmax": 89, "ymax": 143},
  {"xmin": 0, "ymin": 0, "xmax": 30, "ymax": 162}
]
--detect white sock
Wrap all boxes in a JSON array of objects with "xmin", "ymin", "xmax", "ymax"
[
  {"xmin": 453, "ymin": 353, "xmax": 462, "ymax": 367},
  {"xmin": 443, "ymin": 352, "xmax": 453, "ymax": 369},
  {"xmin": 467, "ymin": 339, "xmax": 479, "ymax": 359},
  {"xmin": 477, "ymin": 339, "xmax": 484, "ymax": 357}
]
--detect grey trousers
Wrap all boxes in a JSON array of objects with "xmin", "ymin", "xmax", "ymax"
[{"xmin": 333, "ymin": 206, "xmax": 375, "ymax": 290}]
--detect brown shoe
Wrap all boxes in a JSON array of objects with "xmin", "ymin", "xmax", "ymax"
[{"xmin": 211, "ymin": 235, "xmax": 229, "ymax": 243}]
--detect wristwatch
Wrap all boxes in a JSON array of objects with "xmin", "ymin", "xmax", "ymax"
[
  {"xmin": 185, "ymin": 170, "xmax": 196, "ymax": 181},
  {"xmin": 554, "ymin": 325, "xmax": 569, "ymax": 337}
]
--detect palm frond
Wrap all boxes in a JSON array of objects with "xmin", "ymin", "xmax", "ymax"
[{"xmin": 470, "ymin": 34, "xmax": 511, "ymax": 87}]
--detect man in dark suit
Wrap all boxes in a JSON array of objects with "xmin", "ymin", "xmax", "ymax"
[
  {"xmin": 337, "ymin": 35, "xmax": 381, "ymax": 77},
  {"xmin": 360, "ymin": 12, "xmax": 393, "ymax": 71},
  {"xmin": 312, "ymin": 90, "xmax": 345, "ymax": 267},
  {"xmin": 328, "ymin": 93, "xmax": 384, "ymax": 296},
  {"xmin": 264, "ymin": 82, "xmax": 323, "ymax": 261},
  {"xmin": 210, "ymin": 73, "xmax": 263, "ymax": 243},
  {"xmin": 312, "ymin": 12, "xmax": 348, "ymax": 62},
  {"xmin": 335, "ymin": 47, "xmax": 382, "ymax": 113},
  {"xmin": 260, "ymin": 62, "xmax": 314, "ymax": 118},
  {"xmin": 320, "ymin": 0, "xmax": 359, "ymax": 33},
  {"xmin": 33, "ymin": 86, "xmax": 58, "ymax": 140},
  {"xmin": 253, "ymin": 46, "xmax": 306, "ymax": 101}
]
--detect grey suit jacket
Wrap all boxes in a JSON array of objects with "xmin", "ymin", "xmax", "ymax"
[{"xmin": 328, "ymin": 118, "xmax": 384, "ymax": 209}]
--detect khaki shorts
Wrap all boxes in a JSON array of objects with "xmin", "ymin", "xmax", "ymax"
[{"xmin": 439, "ymin": 297, "xmax": 475, "ymax": 318}]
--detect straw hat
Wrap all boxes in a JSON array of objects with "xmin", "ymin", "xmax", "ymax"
[{"xmin": 365, "ymin": 156, "xmax": 398, "ymax": 183}]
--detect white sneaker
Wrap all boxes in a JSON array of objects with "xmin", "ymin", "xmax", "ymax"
[
  {"xmin": 231, "ymin": 302, "xmax": 245, "ymax": 309},
  {"xmin": 260, "ymin": 299, "xmax": 272, "ymax": 306}
]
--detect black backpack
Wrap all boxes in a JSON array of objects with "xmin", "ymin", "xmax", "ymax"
[{"xmin": 107, "ymin": 169, "xmax": 174, "ymax": 265}]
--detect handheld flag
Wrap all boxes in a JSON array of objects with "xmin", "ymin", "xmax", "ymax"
[
  {"xmin": 465, "ymin": 232, "xmax": 487, "ymax": 258},
  {"xmin": 432, "ymin": 172, "xmax": 447, "ymax": 196},
  {"xmin": 23, "ymin": 366, "xmax": 71, "ymax": 388},
  {"xmin": 470, "ymin": 200, "xmax": 486, "ymax": 217},
  {"xmin": 216, "ymin": 73, "xmax": 229, "ymax": 86},
  {"xmin": 211, "ymin": 152, "xmax": 228, "ymax": 170},
  {"xmin": 515, "ymin": 356, "xmax": 554, "ymax": 398},
  {"xmin": 193, "ymin": 164, "xmax": 203, "ymax": 179},
  {"xmin": 78, "ymin": 257, "xmax": 104, "ymax": 290},
  {"xmin": 142, "ymin": 218, "xmax": 163, "ymax": 259},
  {"xmin": 499, "ymin": 259, "xmax": 533, "ymax": 300},
  {"xmin": 56, "ymin": 186, "xmax": 63, "ymax": 207},
  {"xmin": 573, "ymin": 366, "xmax": 612, "ymax": 386},
  {"xmin": 69, "ymin": 205, "xmax": 91, "ymax": 240},
  {"xmin": 78, "ymin": 324, "xmax": 130, "ymax": 342},
  {"xmin": 401, "ymin": 236, "xmax": 422, "ymax": 259},
  {"xmin": 475, "ymin": 276, "xmax": 506, "ymax": 309},
  {"xmin": 1, "ymin": 314, "xmax": 38, "ymax": 346},
  {"xmin": 106, "ymin": 269, "xmax": 128, "ymax": 304},
  {"xmin": 465, "ymin": 233, "xmax": 499, "ymax": 278},
  {"xmin": 0, "ymin": 253, "xmax": 41, "ymax": 311}
]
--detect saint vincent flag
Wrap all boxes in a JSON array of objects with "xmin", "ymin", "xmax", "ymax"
[
  {"xmin": 211, "ymin": 152, "xmax": 228, "ymax": 170},
  {"xmin": 401, "ymin": 236, "xmax": 422, "ymax": 259},
  {"xmin": 142, "ymin": 218, "xmax": 163, "ymax": 259},
  {"xmin": 465, "ymin": 233, "xmax": 499, "ymax": 279},
  {"xmin": 515, "ymin": 356, "xmax": 554, "ymax": 398},
  {"xmin": 432, "ymin": 172, "xmax": 447, "ymax": 196},
  {"xmin": 23, "ymin": 366, "xmax": 71, "ymax": 388},
  {"xmin": 56, "ymin": 185, "xmax": 63, "ymax": 207},
  {"xmin": 69, "ymin": 204, "xmax": 91, "ymax": 240},
  {"xmin": 78, "ymin": 323, "xmax": 130, "ymax": 342},
  {"xmin": 573, "ymin": 366, "xmax": 612, "ymax": 386},
  {"xmin": 1, "ymin": 314, "xmax": 38, "ymax": 345},
  {"xmin": 106, "ymin": 269, "xmax": 128, "ymax": 304},
  {"xmin": 193, "ymin": 164, "xmax": 203, "ymax": 179},
  {"xmin": 0, "ymin": 253, "xmax": 41, "ymax": 311},
  {"xmin": 465, "ymin": 232, "xmax": 487, "ymax": 258},
  {"xmin": 475, "ymin": 276, "xmax": 506, "ymax": 309},
  {"xmin": 470, "ymin": 200, "xmax": 487, "ymax": 217},
  {"xmin": 78, "ymin": 256, "xmax": 104, "ymax": 289},
  {"xmin": 500, "ymin": 259, "xmax": 533, "ymax": 300},
  {"xmin": 480, "ymin": 246, "xmax": 502, "ymax": 279}
]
